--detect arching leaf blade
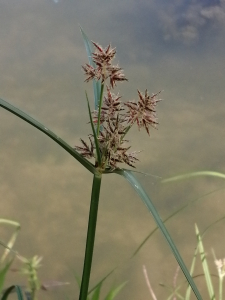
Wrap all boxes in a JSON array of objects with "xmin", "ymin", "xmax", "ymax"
[
  {"xmin": 131, "ymin": 187, "xmax": 225, "ymax": 257},
  {"xmin": 85, "ymin": 92, "xmax": 101, "ymax": 165},
  {"xmin": 0, "ymin": 98, "xmax": 96, "ymax": 174},
  {"xmin": 1, "ymin": 285, "xmax": 24, "ymax": 300},
  {"xmin": 114, "ymin": 169, "xmax": 202, "ymax": 300},
  {"xmin": 80, "ymin": 26, "xmax": 101, "ymax": 110},
  {"xmin": 162, "ymin": 171, "xmax": 225, "ymax": 183}
]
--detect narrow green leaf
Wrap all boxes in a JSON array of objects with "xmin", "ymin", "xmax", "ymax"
[
  {"xmin": 185, "ymin": 240, "xmax": 199, "ymax": 300},
  {"xmin": 114, "ymin": 169, "xmax": 202, "ymax": 300},
  {"xmin": 74, "ymin": 274, "xmax": 81, "ymax": 289},
  {"xmin": 0, "ymin": 219, "xmax": 20, "ymax": 263},
  {"xmin": 162, "ymin": 284, "xmax": 183, "ymax": 300},
  {"xmin": 85, "ymin": 92, "xmax": 101, "ymax": 166},
  {"xmin": 162, "ymin": 171, "xmax": 225, "ymax": 183},
  {"xmin": 195, "ymin": 224, "xmax": 215, "ymax": 300},
  {"xmin": 131, "ymin": 187, "xmax": 225, "ymax": 257},
  {"xmin": 1, "ymin": 285, "xmax": 24, "ymax": 300},
  {"xmin": 90, "ymin": 282, "xmax": 102, "ymax": 300},
  {"xmin": 0, "ymin": 98, "xmax": 96, "ymax": 174},
  {"xmin": 0, "ymin": 259, "xmax": 14, "ymax": 294},
  {"xmin": 0, "ymin": 219, "xmax": 20, "ymax": 228},
  {"xmin": 96, "ymin": 83, "xmax": 104, "ymax": 136},
  {"xmin": 88, "ymin": 268, "xmax": 115, "ymax": 295},
  {"xmin": 104, "ymin": 282, "xmax": 127, "ymax": 300},
  {"xmin": 80, "ymin": 26, "xmax": 101, "ymax": 110}
]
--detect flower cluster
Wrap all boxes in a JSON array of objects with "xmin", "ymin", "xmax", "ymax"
[
  {"xmin": 124, "ymin": 90, "xmax": 161, "ymax": 135},
  {"xmin": 82, "ymin": 42, "xmax": 127, "ymax": 88},
  {"xmin": 75, "ymin": 41, "xmax": 161, "ymax": 171}
]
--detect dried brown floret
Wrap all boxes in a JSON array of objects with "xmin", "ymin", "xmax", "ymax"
[
  {"xmin": 124, "ymin": 90, "xmax": 161, "ymax": 135},
  {"xmin": 82, "ymin": 42, "xmax": 127, "ymax": 88}
]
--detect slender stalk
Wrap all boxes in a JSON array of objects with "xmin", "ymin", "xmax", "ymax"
[
  {"xmin": 96, "ymin": 83, "xmax": 104, "ymax": 136},
  {"xmin": 79, "ymin": 173, "xmax": 102, "ymax": 300},
  {"xmin": 219, "ymin": 276, "xmax": 223, "ymax": 300}
]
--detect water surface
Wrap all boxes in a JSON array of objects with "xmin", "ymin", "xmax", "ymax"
[{"xmin": 0, "ymin": 1, "xmax": 225, "ymax": 299}]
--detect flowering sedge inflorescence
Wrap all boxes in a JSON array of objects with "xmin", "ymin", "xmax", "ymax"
[{"xmin": 75, "ymin": 41, "xmax": 161, "ymax": 172}]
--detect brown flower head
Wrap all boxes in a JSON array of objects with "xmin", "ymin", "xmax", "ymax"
[
  {"xmin": 92, "ymin": 42, "xmax": 116, "ymax": 66},
  {"xmin": 124, "ymin": 90, "xmax": 161, "ymax": 135},
  {"xmin": 74, "ymin": 136, "xmax": 94, "ymax": 159},
  {"xmin": 92, "ymin": 87, "xmax": 124, "ymax": 124},
  {"xmin": 75, "ymin": 115, "xmax": 139, "ymax": 170},
  {"xmin": 82, "ymin": 41, "xmax": 127, "ymax": 88},
  {"xmin": 97, "ymin": 116, "xmax": 139, "ymax": 169}
]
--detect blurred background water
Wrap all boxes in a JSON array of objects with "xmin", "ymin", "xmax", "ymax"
[{"xmin": 0, "ymin": 0, "xmax": 225, "ymax": 299}]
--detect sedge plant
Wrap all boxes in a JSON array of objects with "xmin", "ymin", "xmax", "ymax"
[{"xmin": 0, "ymin": 28, "xmax": 203, "ymax": 300}]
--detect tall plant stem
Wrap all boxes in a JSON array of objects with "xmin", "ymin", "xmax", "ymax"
[
  {"xmin": 96, "ymin": 83, "xmax": 104, "ymax": 136},
  {"xmin": 79, "ymin": 173, "xmax": 102, "ymax": 300}
]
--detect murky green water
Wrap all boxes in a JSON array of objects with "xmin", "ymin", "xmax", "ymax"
[{"xmin": 0, "ymin": 1, "xmax": 225, "ymax": 299}]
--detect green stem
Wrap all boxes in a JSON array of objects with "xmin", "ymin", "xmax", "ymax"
[
  {"xmin": 219, "ymin": 276, "xmax": 223, "ymax": 300},
  {"xmin": 79, "ymin": 173, "xmax": 102, "ymax": 300},
  {"xmin": 96, "ymin": 83, "xmax": 104, "ymax": 136}
]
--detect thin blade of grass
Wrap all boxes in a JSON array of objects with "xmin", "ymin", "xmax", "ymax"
[
  {"xmin": 80, "ymin": 26, "xmax": 101, "ymax": 110},
  {"xmin": 104, "ymin": 282, "xmax": 127, "ymax": 300},
  {"xmin": 1, "ymin": 230, "xmax": 19, "ymax": 264},
  {"xmin": 90, "ymin": 282, "xmax": 102, "ymax": 300},
  {"xmin": 0, "ymin": 98, "xmax": 96, "ymax": 174},
  {"xmin": 131, "ymin": 187, "xmax": 225, "ymax": 257},
  {"xmin": 162, "ymin": 171, "xmax": 225, "ymax": 183},
  {"xmin": 167, "ymin": 288, "xmax": 184, "ymax": 300},
  {"xmin": 88, "ymin": 268, "xmax": 115, "ymax": 295},
  {"xmin": 185, "ymin": 217, "xmax": 225, "ymax": 300},
  {"xmin": 0, "ymin": 219, "xmax": 20, "ymax": 263},
  {"xmin": 96, "ymin": 84, "xmax": 104, "ymax": 136},
  {"xmin": 0, "ymin": 259, "xmax": 14, "ymax": 294},
  {"xmin": 0, "ymin": 219, "xmax": 20, "ymax": 227},
  {"xmin": 185, "ymin": 240, "xmax": 199, "ymax": 300},
  {"xmin": 1, "ymin": 285, "xmax": 24, "ymax": 300},
  {"xmin": 114, "ymin": 169, "xmax": 202, "ymax": 300},
  {"xmin": 195, "ymin": 224, "xmax": 215, "ymax": 300},
  {"xmin": 202, "ymin": 215, "xmax": 225, "ymax": 237},
  {"xmin": 85, "ymin": 92, "xmax": 101, "ymax": 166}
]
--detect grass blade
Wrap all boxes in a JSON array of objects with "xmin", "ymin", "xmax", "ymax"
[
  {"xmin": 0, "ymin": 98, "xmax": 96, "ymax": 174},
  {"xmin": 0, "ymin": 259, "xmax": 14, "ymax": 294},
  {"xmin": 88, "ymin": 268, "xmax": 115, "ymax": 295},
  {"xmin": 79, "ymin": 174, "xmax": 102, "ymax": 300},
  {"xmin": 114, "ymin": 169, "xmax": 202, "ymax": 300},
  {"xmin": 1, "ymin": 285, "xmax": 24, "ymax": 300},
  {"xmin": 0, "ymin": 219, "xmax": 20, "ymax": 263},
  {"xmin": 90, "ymin": 282, "xmax": 102, "ymax": 300},
  {"xmin": 162, "ymin": 171, "xmax": 225, "ymax": 183},
  {"xmin": 80, "ymin": 26, "xmax": 101, "ymax": 110},
  {"xmin": 85, "ymin": 92, "xmax": 101, "ymax": 166},
  {"xmin": 131, "ymin": 187, "xmax": 225, "ymax": 257},
  {"xmin": 195, "ymin": 224, "xmax": 215, "ymax": 300},
  {"xmin": 185, "ymin": 240, "xmax": 199, "ymax": 300},
  {"xmin": 104, "ymin": 282, "xmax": 127, "ymax": 300}
]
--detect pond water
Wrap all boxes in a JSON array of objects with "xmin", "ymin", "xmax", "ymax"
[{"xmin": 0, "ymin": 1, "xmax": 225, "ymax": 299}]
